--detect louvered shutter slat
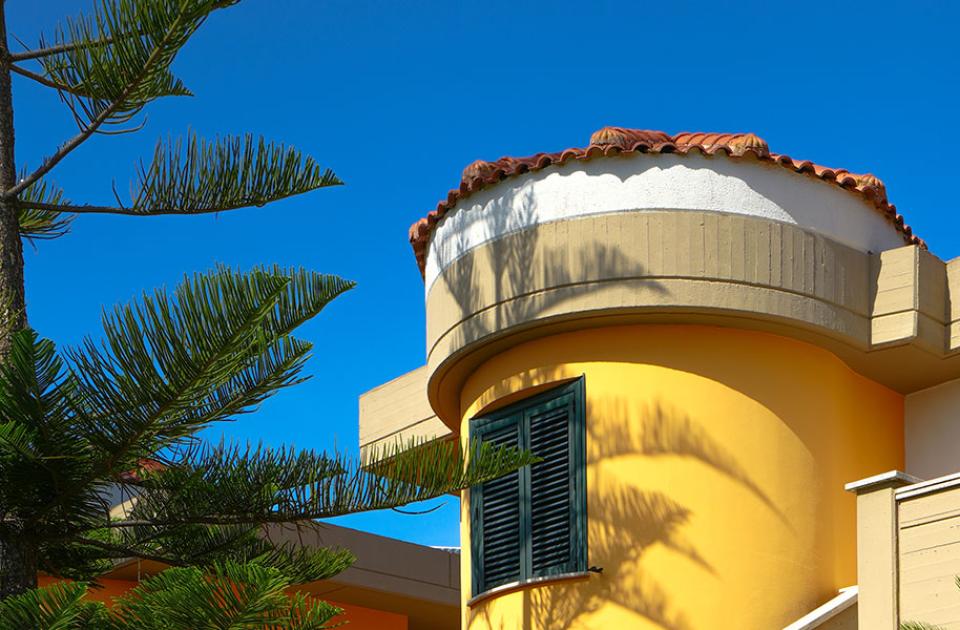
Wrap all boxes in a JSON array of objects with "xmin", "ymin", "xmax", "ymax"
[
  {"xmin": 529, "ymin": 404, "xmax": 572, "ymax": 575},
  {"xmin": 479, "ymin": 424, "xmax": 522, "ymax": 590}
]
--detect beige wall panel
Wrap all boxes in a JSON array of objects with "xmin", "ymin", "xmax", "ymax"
[
  {"xmin": 899, "ymin": 489, "xmax": 960, "ymax": 628},
  {"xmin": 918, "ymin": 249, "xmax": 948, "ymax": 324},
  {"xmin": 899, "ymin": 486, "xmax": 960, "ymax": 526},
  {"xmin": 916, "ymin": 313, "xmax": 948, "ymax": 355},
  {"xmin": 949, "ymin": 259, "xmax": 960, "ymax": 352},
  {"xmin": 949, "ymin": 259, "xmax": 960, "ymax": 323},
  {"xmin": 906, "ymin": 379, "xmax": 960, "ymax": 480},
  {"xmin": 951, "ymin": 322, "xmax": 960, "ymax": 353},
  {"xmin": 872, "ymin": 286, "xmax": 917, "ymax": 318},
  {"xmin": 869, "ymin": 246, "xmax": 946, "ymax": 352},
  {"xmin": 871, "ymin": 246, "xmax": 918, "ymax": 318},
  {"xmin": 272, "ymin": 523, "xmax": 460, "ymax": 603},
  {"xmin": 359, "ymin": 366, "xmax": 451, "ymax": 451},
  {"xmin": 871, "ymin": 312, "xmax": 918, "ymax": 347},
  {"xmin": 900, "ymin": 518, "xmax": 960, "ymax": 553}
]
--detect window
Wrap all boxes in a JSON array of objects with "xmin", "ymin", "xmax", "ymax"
[{"xmin": 469, "ymin": 378, "xmax": 587, "ymax": 597}]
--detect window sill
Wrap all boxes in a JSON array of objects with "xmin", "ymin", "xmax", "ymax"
[{"xmin": 467, "ymin": 571, "xmax": 595, "ymax": 607}]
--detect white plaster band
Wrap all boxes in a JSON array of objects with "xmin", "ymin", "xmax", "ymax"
[{"xmin": 425, "ymin": 153, "xmax": 906, "ymax": 293}]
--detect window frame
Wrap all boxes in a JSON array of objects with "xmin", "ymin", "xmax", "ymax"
[{"xmin": 469, "ymin": 377, "xmax": 587, "ymax": 598}]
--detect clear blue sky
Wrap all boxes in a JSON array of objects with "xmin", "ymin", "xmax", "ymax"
[{"xmin": 7, "ymin": 1, "xmax": 960, "ymax": 548}]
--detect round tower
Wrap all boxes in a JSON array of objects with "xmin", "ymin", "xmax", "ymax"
[{"xmin": 409, "ymin": 127, "xmax": 927, "ymax": 629}]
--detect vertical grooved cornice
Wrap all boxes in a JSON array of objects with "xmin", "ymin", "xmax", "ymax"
[{"xmin": 420, "ymin": 211, "xmax": 960, "ymax": 427}]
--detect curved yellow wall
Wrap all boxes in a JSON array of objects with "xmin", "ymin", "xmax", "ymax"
[{"xmin": 459, "ymin": 325, "xmax": 903, "ymax": 630}]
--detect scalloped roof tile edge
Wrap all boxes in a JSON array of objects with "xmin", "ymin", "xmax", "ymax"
[{"xmin": 408, "ymin": 127, "xmax": 923, "ymax": 277}]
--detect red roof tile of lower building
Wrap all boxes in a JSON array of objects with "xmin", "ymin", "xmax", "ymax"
[{"xmin": 409, "ymin": 127, "xmax": 923, "ymax": 276}]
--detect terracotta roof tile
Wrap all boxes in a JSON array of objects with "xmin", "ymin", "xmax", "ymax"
[
  {"xmin": 409, "ymin": 127, "xmax": 923, "ymax": 275},
  {"xmin": 118, "ymin": 459, "xmax": 165, "ymax": 483}
]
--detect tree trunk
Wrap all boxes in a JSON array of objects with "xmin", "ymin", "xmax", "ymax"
[
  {"xmin": 0, "ymin": 538, "xmax": 36, "ymax": 599},
  {"xmin": 0, "ymin": 3, "xmax": 34, "ymax": 599},
  {"xmin": 0, "ymin": 4, "xmax": 24, "ymax": 351}
]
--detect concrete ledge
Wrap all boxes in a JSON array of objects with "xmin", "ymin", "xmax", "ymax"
[
  {"xmin": 783, "ymin": 586, "xmax": 858, "ymax": 630},
  {"xmin": 896, "ymin": 469, "xmax": 960, "ymax": 500},
  {"xmin": 845, "ymin": 470, "xmax": 922, "ymax": 494},
  {"xmin": 466, "ymin": 571, "xmax": 595, "ymax": 608}
]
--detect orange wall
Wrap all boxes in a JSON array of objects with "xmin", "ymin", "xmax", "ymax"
[
  {"xmin": 331, "ymin": 600, "xmax": 408, "ymax": 629},
  {"xmin": 38, "ymin": 575, "xmax": 408, "ymax": 629},
  {"xmin": 38, "ymin": 576, "xmax": 132, "ymax": 603}
]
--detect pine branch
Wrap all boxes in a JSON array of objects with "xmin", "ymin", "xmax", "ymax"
[
  {"xmin": 60, "ymin": 523, "xmax": 355, "ymax": 586},
  {"xmin": 0, "ymin": 330, "xmax": 110, "ymax": 542},
  {"xmin": 6, "ymin": 109, "xmax": 108, "ymax": 198},
  {"xmin": 106, "ymin": 436, "xmax": 539, "ymax": 528},
  {"xmin": 130, "ymin": 133, "xmax": 343, "ymax": 215},
  {"xmin": 6, "ymin": 0, "xmax": 237, "ymax": 197},
  {"xmin": 69, "ymin": 271, "xmax": 292, "ymax": 472},
  {"xmin": 22, "ymin": 268, "xmax": 352, "ymax": 531},
  {"xmin": 0, "ymin": 420, "xmax": 37, "ymax": 460},
  {"xmin": 10, "ymin": 28, "xmax": 146, "ymax": 62},
  {"xmin": 15, "ymin": 200, "xmax": 136, "ymax": 215},
  {"xmin": 10, "ymin": 64, "xmax": 116, "ymax": 101},
  {"xmin": 0, "ymin": 582, "xmax": 106, "ymax": 630},
  {"xmin": 12, "ymin": 41, "xmax": 101, "ymax": 62},
  {"xmin": 6, "ymin": 71, "xmax": 168, "ymax": 199},
  {"xmin": 0, "ymin": 562, "xmax": 343, "ymax": 628},
  {"xmin": 70, "ymin": 536, "xmax": 185, "ymax": 567},
  {"xmin": 0, "ymin": 274, "xmax": 534, "ymax": 587},
  {"xmin": 107, "ymin": 561, "xmax": 342, "ymax": 629},
  {"xmin": 14, "ymin": 134, "xmax": 342, "ymax": 216},
  {"xmin": 9, "ymin": 64, "xmax": 79, "ymax": 93},
  {"xmin": 16, "ymin": 172, "xmax": 75, "ymax": 241}
]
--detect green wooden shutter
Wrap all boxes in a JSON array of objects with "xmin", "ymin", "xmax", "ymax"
[
  {"xmin": 472, "ymin": 418, "xmax": 522, "ymax": 593},
  {"xmin": 529, "ymin": 399, "xmax": 573, "ymax": 574},
  {"xmin": 527, "ymin": 381, "xmax": 586, "ymax": 577},
  {"xmin": 470, "ymin": 378, "xmax": 586, "ymax": 597}
]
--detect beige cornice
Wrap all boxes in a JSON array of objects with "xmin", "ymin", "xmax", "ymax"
[{"xmin": 421, "ymin": 211, "xmax": 960, "ymax": 428}]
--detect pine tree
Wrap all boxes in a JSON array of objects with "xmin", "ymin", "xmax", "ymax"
[{"xmin": 0, "ymin": 2, "xmax": 534, "ymax": 626}]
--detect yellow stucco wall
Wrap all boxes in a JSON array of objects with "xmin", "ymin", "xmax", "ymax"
[{"xmin": 458, "ymin": 325, "xmax": 903, "ymax": 630}]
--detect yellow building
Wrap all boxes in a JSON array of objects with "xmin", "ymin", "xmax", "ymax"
[{"xmin": 361, "ymin": 127, "xmax": 960, "ymax": 629}]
